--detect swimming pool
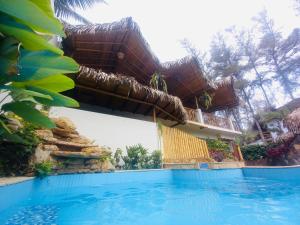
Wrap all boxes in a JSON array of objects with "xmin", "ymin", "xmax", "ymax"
[{"xmin": 1, "ymin": 168, "xmax": 300, "ymax": 225}]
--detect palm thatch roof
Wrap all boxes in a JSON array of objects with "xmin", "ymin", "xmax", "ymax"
[
  {"xmin": 63, "ymin": 17, "xmax": 159, "ymax": 85},
  {"xmin": 284, "ymin": 108, "xmax": 300, "ymax": 134},
  {"xmin": 162, "ymin": 57, "xmax": 239, "ymax": 111},
  {"xmin": 63, "ymin": 18, "xmax": 239, "ymax": 112},
  {"xmin": 71, "ymin": 66, "xmax": 188, "ymax": 123},
  {"xmin": 161, "ymin": 57, "xmax": 214, "ymax": 108},
  {"xmin": 206, "ymin": 77, "xmax": 239, "ymax": 112}
]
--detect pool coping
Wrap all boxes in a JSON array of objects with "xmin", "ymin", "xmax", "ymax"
[
  {"xmin": 0, "ymin": 177, "xmax": 34, "ymax": 187},
  {"xmin": 2, "ymin": 165, "xmax": 300, "ymax": 186}
]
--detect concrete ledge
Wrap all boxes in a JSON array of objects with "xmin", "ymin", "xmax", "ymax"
[
  {"xmin": 0, "ymin": 177, "xmax": 34, "ymax": 187},
  {"xmin": 163, "ymin": 161, "xmax": 245, "ymax": 170},
  {"xmin": 163, "ymin": 163, "xmax": 199, "ymax": 169},
  {"xmin": 208, "ymin": 161, "xmax": 245, "ymax": 169}
]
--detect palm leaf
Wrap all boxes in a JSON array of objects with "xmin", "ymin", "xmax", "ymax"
[{"xmin": 54, "ymin": 0, "xmax": 106, "ymax": 24}]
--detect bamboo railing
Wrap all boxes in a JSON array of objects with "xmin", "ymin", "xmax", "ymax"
[{"xmin": 162, "ymin": 125, "xmax": 211, "ymax": 163}]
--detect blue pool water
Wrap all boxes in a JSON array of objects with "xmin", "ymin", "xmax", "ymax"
[{"xmin": 1, "ymin": 168, "xmax": 300, "ymax": 225}]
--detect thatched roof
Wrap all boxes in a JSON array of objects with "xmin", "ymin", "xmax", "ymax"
[
  {"xmin": 63, "ymin": 17, "xmax": 159, "ymax": 85},
  {"xmin": 162, "ymin": 58, "xmax": 239, "ymax": 111},
  {"xmin": 162, "ymin": 57, "xmax": 214, "ymax": 108},
  {"xmin": 63, "ymin": 18, "xmax": 239, "ymax": 112},
  {"xmin": 206, "ymin": 77, "xmax": 239, "ymax": 112},
  {"xmin": 278, "ymin": 98, "xmax": 300, "ymax": 112},
  {"xmin": 71, "ymin": 66, "xmax": 188, "ymax": 123},
  {"xmin": 284, "ymin": 108, "xmax": 300, "ymax": 134}
]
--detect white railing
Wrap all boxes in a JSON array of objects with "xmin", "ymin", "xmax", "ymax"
[{"xmin": 185, "ymin": 107, "xmax": 239, "ymax": 131}]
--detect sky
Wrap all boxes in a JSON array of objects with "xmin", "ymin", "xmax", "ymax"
[
  {"xmin": 73, "ymin": 0, "xmax": 300, "ymax": 107},
  {"xmin": 74, "ymin": 0, "xmax": 300, "ymax": 62}
]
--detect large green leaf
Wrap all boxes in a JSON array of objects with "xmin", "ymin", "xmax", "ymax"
[
  {"xmin": 13, "ymin": 74, "xmax": 75, "ymax": 92},
  {"xmin": 0, "ymin": 15, "xmax": 63, "ymax": 54},
  {"xmin": 0, "ymin": 0, "xmax": 65, "ymax": 36},
  {"xmin": 0, "ymin": 37, "xmax": 19, "ymax": 80},
  {"xmin": 2, "ymin": 101, "xmax": 55, "ymax": 128},
  {"xmin": 0, "ymin": 85, "xmax": 53, "ymax": 100},
  {"xmin": 15, "ymin": 50, "xmax": 78, "ymax": 81},
  {"xmin": 28, "ymin": 86, "xmax": 79, "ymax": 107}
]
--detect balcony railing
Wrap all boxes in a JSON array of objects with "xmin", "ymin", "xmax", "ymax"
[{"xmin": 185, "ymin": 107, "xmax": 240, "ymax": 132}]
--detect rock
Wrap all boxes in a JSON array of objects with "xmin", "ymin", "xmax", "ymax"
[
  {"xmin": 34, "ymin": 144, "xmax": 53, "ymax": 163},
  {"xmin": 48, "ymin": 139, "xmax": 97, "ymax": 148},
  {"xmin": 70, "ymin": 135, "xmax": 93, "ymax": 145},
  {"xmin": 43, "ymin": 144, "xmax": 59, "ymax": 152},
  {"xmin": 101, "ymin": 159, "xmax": 115, "ymax": 171},
  {"xmin": 82, "ymin": 147, "xmax": 102, "ymax": 154},
  {"xmin": 52, "ymin": 117, "xmax": 76, "ymax": 131},
  {"xmin": 35, "ymin": 129, "xmax": 53, "ymax": 140},
  {"xmin": 52, "ymin": 127, "xmax": 78, "ymax": 138},
  {"xmin": 51, "ymin": 150, "xmax": 103, "ymax": 159}
]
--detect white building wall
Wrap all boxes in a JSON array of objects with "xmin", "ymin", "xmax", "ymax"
[{"xmin": 50, "ymin": 107, "xmax": 159, "ymax": 153}]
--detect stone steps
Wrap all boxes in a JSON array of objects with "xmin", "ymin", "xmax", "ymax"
[{"xmin": 51, "ymin": 151, "xmax": 103, "ymax": 159}]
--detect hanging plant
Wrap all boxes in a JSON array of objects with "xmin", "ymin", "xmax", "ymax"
[
  {"xmin": 149, "ymin": 72, "xmax": 168, "ymax": 93},
  {"xmin": 199, "ymin": 91, "xmax": 214, "ymax": 110}
]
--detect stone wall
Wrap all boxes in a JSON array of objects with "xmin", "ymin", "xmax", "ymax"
[{"xmin": 33, "ymin": 117, "xmax": 115, "ymax": 174}]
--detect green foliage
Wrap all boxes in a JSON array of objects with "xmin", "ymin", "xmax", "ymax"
[
  {"xmin": 149, "ymin": 72, "xmax": 168, "ymax": 93},
  {"xmin": 241, "ymin": 144, "xmax": 267, "ymax": 161},
  {"xmin": 148, "ymin": 150, "xmax": 162, "ymax": 169},
  {"xmin": 0, "ymin": 0, "xmax": 79, "ymax": 143},
  {"xmin": 114, "ymin": 148, "xmax": 123, "ymax": 165},
  {"xmin": 117, "ymin": 145, "xmax": 162, "ymax": 170},
  {"xmin": 123, "ymin": 144, "xmax": 149, "ymax": 170},
  {"xmin": 206, "ymin": 138, "xmax": 232, "ymax": 162},
  {"xmin": 34, "ymin": 160, "xmax": 53, "ymax": 178},
  {"xmin": 206, "ymin": 138, "xmax": 230, "ymax": 152},
  {"xmin": 0, "ymin": 121, "xmax": 40, "ymax": 176},
  {"xmin": 199, "ymin": 91, "xmax": 214, "ymax": 109},
  {"xmin": 259, "ymin": 108, "xmax": 290, "ymax": 123},
  {"xmin": 54, "ymin": 0, "xmax": 105, "ymax": 24}
]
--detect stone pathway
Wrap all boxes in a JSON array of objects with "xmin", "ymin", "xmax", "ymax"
[{"xmin": 0, "ymin": 177, "xmax": 34, "ymax": 186}]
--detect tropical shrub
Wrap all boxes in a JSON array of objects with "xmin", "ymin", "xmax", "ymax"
[
  {"xmin": 206, "ymin": 138, "xmax": 230, "ymax": 151},
  {"xmin": 123, "ymin": 144, "xmax": 150, "ymax": 170},
  {"xmin": 241, "ymin": 144, "xmax": 267, "ymax": 161},
  {"xmin": 0, "ymin": 120, "xmax": 40, "ymax": 176},
  {"xmin": 0, "ymin": 0, "xmax": 79, "ymax": 143},
  {"xmin": 113, "ymin": 148, "xmax": 124, "ymax": 169},
  {"xmin": 34, "ymin": 160, "xmax": 53, "ymax": 178},
  {"xmin": 148, "ymin": 150, "xmax": 162, "ymax": 169},
  {"xmin": 206, "ymin": 138, "xmax": 232, "ymax": 162},
  {"xmin": 116, "ymin": 145, "xmax": 162, "ymax": 170},
  {"xmin": 150, "ymin": 72, "xmax": 168, "ymax": 93}
]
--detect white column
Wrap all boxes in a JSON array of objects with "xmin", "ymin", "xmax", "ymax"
[
  {"xmin": 228, "ymin": 116, "xmax": 235, "ymax": 130},
  {"xmin": 196, "ymin": 108, "xmax": 204, "ymax": 124}
]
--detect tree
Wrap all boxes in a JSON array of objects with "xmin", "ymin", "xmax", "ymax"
[
  {"xmin": 0, "ymin": 0, "xmax": 79, "ymax": 142},
  {"xmin": 209, "ymin": 33, "xmax": 266, "ymax": 141},
  {"xmin": 228, "ymin": 27, "xmax": 273, "ymax": 108},
  {"xmin": 123, "ymin": 144, "xmax": 149, "ymax": 170},
  {"xmin": 54, "ymin": 0, "xmax": 105, "ymax": 24},
  {"xmin": 254, "ymin": 10, "xmax": 300, "ymax": 100},
  {"xmin": 148, "ymin": 150, "xmax": 162, "ymax": 169},
  {"xmin": 181, "ymin": 39, "xmax": 213, "ymax": 79}
]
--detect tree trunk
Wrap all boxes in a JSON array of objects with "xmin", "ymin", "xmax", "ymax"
[
  {"xmin": 250, "ymin": 60, "xmax": 273, "ymax": 107},
  {"xmin": 241, "ymin": 88, "xmax": 266, "ymax": 142},
  {"xmin": 230, "ymin": 108, "xmax": 243, "ymax": 131},
  {"xmin": 259, "ymin": 83, "xmax": 272, "ymax": 108}
]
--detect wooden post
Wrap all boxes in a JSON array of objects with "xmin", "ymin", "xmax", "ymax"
[
  {"xmin": 236, "ymin": 145, "xmax": 244, "ymax": 161},
  {"xmin": 195, "ymin": 96, "xmax": 199, "ymax": 109},
  {"xmin": 153, "ymin": 107, "xmax": 157, "ymax": 123}
]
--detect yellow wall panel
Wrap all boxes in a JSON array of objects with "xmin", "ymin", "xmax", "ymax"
[{"xmin": 161, "ymin": 126, "xmax": 211, "ymax": 163}]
